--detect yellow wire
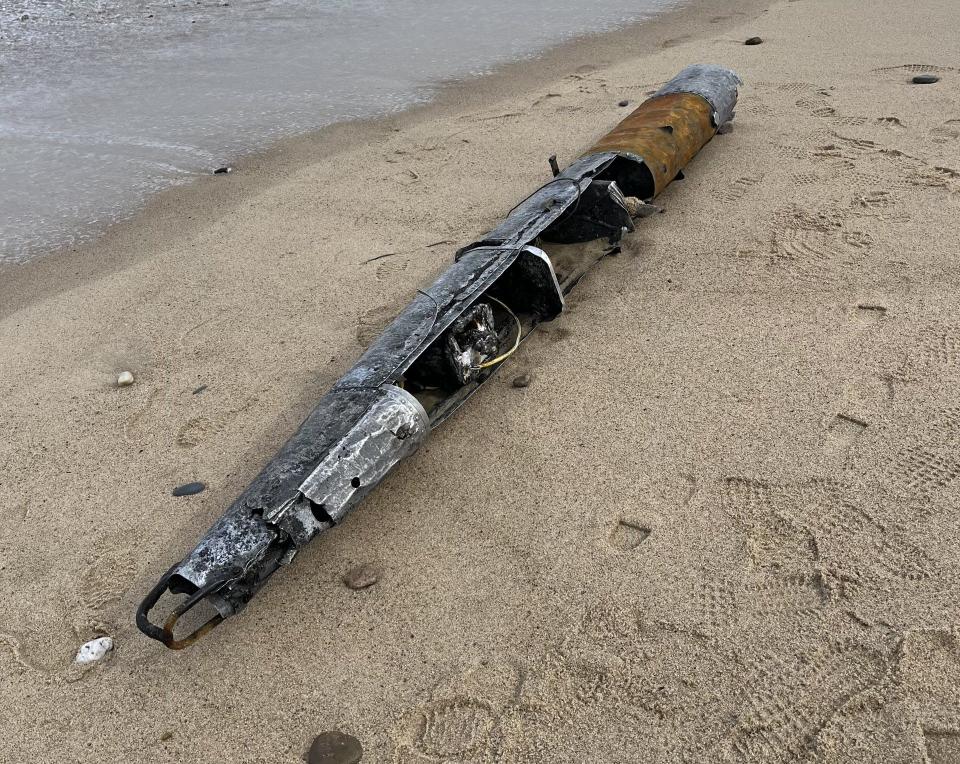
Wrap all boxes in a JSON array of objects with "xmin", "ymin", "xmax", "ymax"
[{"xmin": 474, "ymin": 295, "xmax": 522, "ymax": 370}]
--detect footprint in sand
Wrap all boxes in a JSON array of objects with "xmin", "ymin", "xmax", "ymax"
[
  {"xmin": 926, "ymin": 731, "xmax": 960, "ymax": 764},
  {"xmin": 766, "ymin": 81, "xmax": 823, "ymax": 95},
  {"xmin": 717, "ymin": 639, "xmax": 889, "ymax": 760},
  {"xmin": 714, "ymin": 175, "xmax": 762, "ymax": 203},
  {"xmin": 172, "ymin": 395, "xmax": 259, "ymax": 449},
  {"xmin": 823, "ymin": 413, "xmax": 869, "ymax": 457},
  {"xmin": 877, "ymin": 116, "xmax": 906, "ymax": 129},
  {"xmin": 392, "ymin": 662, "xmax": 523, "ymax": 762},
  {"xmin": 769, "ymin": 142, "xmax": 809, "ymax": 161},
  {"xmin": 375, "ymin": 257, "xmax": 409, "ymax": 283},
  {"xmin": 850, "ymin": 190, "xmax": 900, "ymax": 218},
  {"xmin": 356, "ymin": 303, "xmax": 401, "ymax": 346},
  {"xmin": 872, "ymin": 63, "xmax": 958, "ymax": 77},
  {"xmin": 893, "ymin": 425, "xmax": 960, "ymax": 503},
  {"xmin": 790, "ymin": 171, "xmax": 821, "ymax": 185},
  {"xmin": 413, "ymin": 699, "xmax": 497, "ymax": 760},
  {"xmin": 695, "ymin": 573, "xmax": 827, "ymax": 633},
  {"xmin": 608, "ymin": 520, "xmax": 651, "ymax": 551},
  {"xmin": 736, "ymin": 205, "xmax": 872, "ymax": 285},
  {"xmin": 853, "ymin": 304, "xmax": 888, "ymax": 328},
  {"xmin": 71, "ymin": 542, "xmax": 138, "ymax": 634},
  {"xmin": 931, "ymin": 119, "xmax": 960, "ymax": 143}
]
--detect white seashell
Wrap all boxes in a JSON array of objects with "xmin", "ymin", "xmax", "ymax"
[
  {"xmin": 117, "ymin": 371, "xmax": 134, "ymax": 387},
  {"xmin": 74, "ymin": 636, "xmax": 113, "ymax": 664}
]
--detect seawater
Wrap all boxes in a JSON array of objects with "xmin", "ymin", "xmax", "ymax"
[{"xmin": 0, "ymin": 0, "xmax": 678, "ymax": 263}]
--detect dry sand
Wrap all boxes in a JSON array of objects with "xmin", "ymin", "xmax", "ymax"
[{"xmin": 2, "ymin": 0, "xmax": 960, "ymax": 760}]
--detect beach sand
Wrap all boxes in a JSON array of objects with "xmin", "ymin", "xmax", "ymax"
[{"xmin": 2, "ymin": 0, "xmax": 960, "ymax": 760}]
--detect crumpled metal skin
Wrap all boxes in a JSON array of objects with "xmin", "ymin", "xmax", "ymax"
[
  {"xmin": 136, "ymin": 64, "xmax": 740, "ymax": 649},
  {"xmin": 652, "ymin": 63, "xmax": 741, "ymax": 127}
]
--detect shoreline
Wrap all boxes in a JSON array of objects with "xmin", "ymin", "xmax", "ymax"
[{"xmin": 0, "ymin": 0, "xmax": 768, "ymax": 320}]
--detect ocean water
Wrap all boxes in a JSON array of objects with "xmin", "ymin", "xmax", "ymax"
[{"xmin": 0, "ymin": 0, "xmax": 678, "ymax": 263}]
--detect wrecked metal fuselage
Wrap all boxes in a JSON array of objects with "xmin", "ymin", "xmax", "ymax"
[{"xmin": 136, "ymin": 64, "xmax": 741, "ymax": 648}]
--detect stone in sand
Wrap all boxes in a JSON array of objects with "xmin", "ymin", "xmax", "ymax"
[
  {"xmin": 343, "ymin": 564, "xmax": 380, "ymax": 590},
  {"xmin": 912, "ymin": 74, "xmax": 940, "ymax": 84},
  {"xmin": 745, "ymin": 36, "xmax": 763, "ymax": 45},
  {"xmin": 618, "ymin": 99, "xmax": 629, "ymax": 107},
  {"xmin": 172, "ymin": 481, "xmax": 206, "ymax": 497},
  {"xmin": 512, "ymin": 373, "xmax": 531, "ymax": 388},
  {"xmin": 75, "ymin": 636, "xmax": 113, "ymax": 664},
  {"xmin": 213, "ymin": 166, "xmax": 233, "ymax": 174},
  {"xmin": 117, "ymin": 371, "xmax": 134, "ymax": 387},
  {"xmin": 307, "ymin": 731, "xmax": 363, "ymax": 764}
]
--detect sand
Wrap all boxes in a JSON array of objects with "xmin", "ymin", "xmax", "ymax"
[{"xmin": 2, "ymin": 0, "xmax": 960, "ymax": 760}]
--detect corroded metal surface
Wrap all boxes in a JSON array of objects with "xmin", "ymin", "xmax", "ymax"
[
  {"xmin": 583, "ymin": 63, "xmax": 740, "ymax": 199},
  {"xmin": 583, "ymin": 92, "xmax": 715, "ymax": 198}
]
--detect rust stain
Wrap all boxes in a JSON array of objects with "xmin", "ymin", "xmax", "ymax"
[{"xmin": 584, "ymin": 92, "xmax": 716, "ymax": 198}]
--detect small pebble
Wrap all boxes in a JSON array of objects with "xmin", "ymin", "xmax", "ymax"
[
  {"xmin": 160, "ymin": 731, "xmax": 174, "ymax": 742},
  {"xmin": 618, "ymin": 99, "xmax": 629, "ymax": 107},
  {"xmin": 342, "ymin": 564, "xmax": 380, "ymax": 590},
  {"xmin": 75, "ymin": 636, "xmax": 113, "ymax": 664},
  {"xmin": 307, "ymin": 731, "xmax": 363, "ymax": 764},
  {"xmin": 745, "ymin": 36, "xmax": 763, "ymax": 45},
  {"xmin": 117, "ymin": 371, "xmax": 135, "ymax": 387},
  {"xmin": 19, "ymin": 13, "xmax": 30, "ymax": 21},
  {"xmin": 912, "ymin": 74, "xmax": 940, "ymax": 85},
  {"xmin": 213, "ymin": 166, "xmax": 232, "ymax": 174},
  {"xmin": 172, "ymin": 481, "xmax": 206, "ymax": 497},
  {"xmin": 512, "ymin": 374, "xmax": 531, "ymax": 388}
]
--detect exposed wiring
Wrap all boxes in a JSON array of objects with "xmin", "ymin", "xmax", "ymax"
[{"xmin": 473, "ymin": 295, "xmax": 522, "ymax": 370}]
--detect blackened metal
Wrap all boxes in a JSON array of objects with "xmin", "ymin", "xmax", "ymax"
[
  {"xmin": 539, "ymin": 180, "xmax": 634, "ymax": 244},
  {"xmin": 406, "ymin": 303, "xmax": 499, "ymax": 388}
]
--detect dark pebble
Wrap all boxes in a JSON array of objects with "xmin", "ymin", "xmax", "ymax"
[
  {"xmin": 912, "ymin": 74, "xmax": 940, "ymax": 85},
  {"xmin": 172, "ymin": 481, "xmax": 206, "ymax": 497},
  {"xmin": 307, "ymin": 731, "xmax": 363, "ymax": 764},
  {"xmin": 343, "ymin": 564, "xmax": 380, "ymax": 590},
  {"xmin": 512, "ymin": 374, "xmax": 531, "ymax": 388},
  {"xmin": 192, "ymin": 384, "xmax": 208, "ymax": 395},
  {"xmin": 213, "ymin": 166, "xmax": 232, "ymax": 174},
  {"xmin": 744, "ymin": 36, "xmax": 763, "ymax": 45},
  {"xmin": 618, "ymin": 99, "xmax": 629, "ymax": 107}
]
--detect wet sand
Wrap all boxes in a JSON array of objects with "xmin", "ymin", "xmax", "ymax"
[{"xmin": 2, "ymin": 0, "xmax": 960, "ymax": 761}]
